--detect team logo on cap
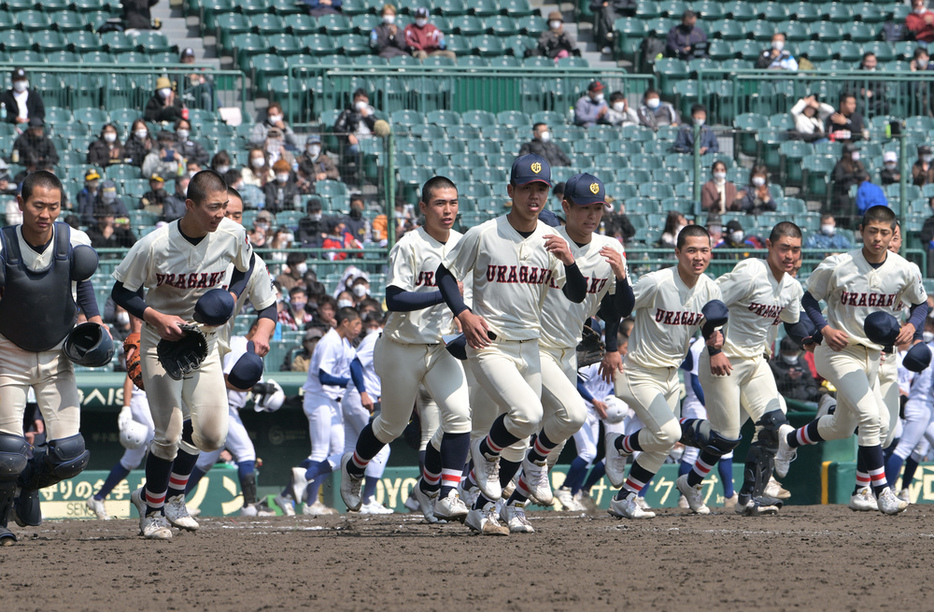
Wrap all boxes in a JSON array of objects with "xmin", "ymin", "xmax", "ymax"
[
  {"xmin": 531, "ymin": 162, "xmax": 542, "ymax": 174},
  {"xmin": 590, "ymin": 182, "xmax": 600, "ymax": 194}
]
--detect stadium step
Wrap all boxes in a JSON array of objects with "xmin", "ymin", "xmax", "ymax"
[{"xmin": 150, "ymin": 0, "xmax": 218, "ymax": 67}]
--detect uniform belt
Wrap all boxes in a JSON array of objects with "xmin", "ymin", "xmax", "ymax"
[{"xmin": 486, "ymin": 331, "xmax": 535, "ymax": 344}]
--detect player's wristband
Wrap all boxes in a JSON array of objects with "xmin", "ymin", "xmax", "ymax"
[{"xmin": 707, "ymin": 346, "xmax": 722, "ymax": 357}]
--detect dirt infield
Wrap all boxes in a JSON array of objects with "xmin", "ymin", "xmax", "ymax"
[{"xmin": 2, "ymin": 504, "xmax": 930, "ymax": 611}]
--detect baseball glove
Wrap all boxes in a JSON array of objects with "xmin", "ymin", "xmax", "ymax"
[
  {"xmin": 124, "ymin": 332, "xmax": 144, "ymax": 390},
  {"xmin": 157, "ymin": 324, "xmax": 208, "ymax": 381},
  {"xmin": 576, "ymin": 325, "xmax": 606, "ymax": 367}
]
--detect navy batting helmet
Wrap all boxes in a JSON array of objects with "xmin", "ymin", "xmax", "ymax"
[
  {"xmin": 228, "ymin": 341, "xmax": 264, "ymax": 390},
  {"xmin": 903, "ymin": 342, "xmax": 932, "ymax": 373},
  {"xmin": 864, "ymin": 311, "xmax": 900, "ymax": 346},
  {"xmin": 194, "ymin": 288, "xmax": 235, "ymax": 326},
  {"xmin": 63, "ymin": 322, "xmax": 115, "ymax": 367}
]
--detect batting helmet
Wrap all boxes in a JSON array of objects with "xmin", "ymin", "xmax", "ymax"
[
  {"xmin": 194, "ymin": 288, "xmax": 235, "ymax": 326},
  {"xmin": 903, "ymin": 342, "xmax": 932, "ymax": 373},
  {"xmin": 117, "ymin": 407, "xmax": 150, "ymax": 450},
  {"xmin": 251, "ymin": 379, "xmax": 285, "ymax": 412},
  {"xmin": 603, "ymin": 397, "xmax": 627, "ymax": 424},
  {"xmin": 864, "ymin": 311, "xmax": 900, "ymax": 346},
  {"xmin": 63, "ymin": 322, "xmax": 114, "ymax": 367},
  {"xmin": 228, "ymin": 341, "xmax": 264, "ymax": 390}
]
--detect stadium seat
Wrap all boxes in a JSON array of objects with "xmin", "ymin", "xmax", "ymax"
[
  {"xmin": 2, "ymin": 31, "xmax": 32, "ymax": 52},
  {"xmin": 462, "ymin": 109, "xmax": 497, "ymax": 127},
  {"xmin": 496, "ymin": 110, "xmax": 531, "ymax": 128},
  {"xmin": 498, "ymin": 0, "xmax": 537, "ymax": 17},
  {"xmin": 725, "ymin": 1, "xmax": 758, "ymax": 20},
  {"xmin": 267, "ymin": 33, "xmax": 303, "ymax": 55},
  {"xmin": 426, "ymin": 110, "xmax": 462, "ymax": 126},
  {"xmin": 302, "ymin": 33, "xmax": 337, "ymax": 56},
  {"xmin": 422, "ymin": 55, "xmax": 455, "ymax": 68},
  {"xmin": 791, "ymin": 2, "xmax": 820, "ymax": 21},
  {"xmin": 812, "ymin": 22, "xmax": 844, "ymax": 41},
  {"xmin": 134, "ymin": 31, "xmax": 174, "ymax": 54},
  {"xmin": 798, "ymin": 41, "xmax": 832, "ymax": 63},
  {"xmin": 251, "ymin": 14, "xmax": 287, "ymax": 36},
  {"xmin": 436, "ymin": 0, "xmax": 469, "ymax": 17},
  {"xmin": 33, "ymin": 29, "xmax": 69, "ymax": 52},
  {"xmin": 845, "ymin": 23, "xmax": 877, "ymax": 43}
]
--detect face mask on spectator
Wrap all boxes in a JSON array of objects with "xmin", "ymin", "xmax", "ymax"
[
  {"xmin": 752, "ymin": 176, "xmax": 766, "ymax": 187},
  {"xmin": 216, "ymin": 165, "xmax": 229, "ymax": 174},
  {"xmin": 352, "ymin": 284, "xmax": 369, "ymax": 298},
  {"xmin": 924, "ymin": 154, "xmax": 934, "ymax": 163},
  {"xmin": 102, "ymin": 191, "xmax": 116, "ymax": 203},
  {"xmin": 383, "ymin": 13, "xmax": 395, "ymax": 24},
  {"xmin": 158, "ymin": 87, "xmax": 172, "ymax": 98},
  {"xmin": 646, "ymin": 97, "xmax": 660, "ymax": 110},
  {"xmin": 539, "ymin": 130, "xmax": 551, "ymax": 142},
  {"xmin": 850, "ymin": 151, "xmax": 860, "ymax": 161},
  {"xmin": 884, "ymin": 162, "xmax": 897, "ymax": 170},
  {"xmin": 781, "ymin": 353, "xmax": 798, "ymax": 365},
  {"xmin": 730, "ymin": 230, "xmax": 744, "ymax": 243},
  {"xmin": 821, "ymin": 223, "xmax": 836, "ymax": 236},
  {"xmin": 694, "ymin": 117, "xmax": 705, "ymax": 126},
  {"xmin": 12, "ymin": 80, "xmax": 27, "ymax": 93},
  {"xmin": 103, "ymin": 132, "xmax": 117, "ymax": 143},
  {"xmin": 308, "ymin": 145, "xmax": 321, "ymax": 157},
  {"xmin": 310, "ymin": 212, "xmax": 322, "ymax": 221},
  {"xmin": 266, "ymin": 141, "xmax": 280, "ymax": 154},
  {"xmin": 295, "ymin": 262, "xmax": 308, "ymax": 275},
  {"xmin": 916, "ymin": 7, "xmax": 927, "ymax": 14},
  {"xmin": 415, "ymin": 18, "xmax": 428, "ymax": 27},
  {"xmin": 593, "ymin": 93, "xmax": 604, "ymax": 103},
  {"xmin": 924, "ymin": 331, "xmax": 934, "ymax": 343},
  {"xmin": 117, "ymin": 311, "xmax": 130, "ymax": 326},
  {"xmin": 268, "ymin": 114, "xmax": 282, "ymax": 124},
  {"xmin": 713, "ymin": 171, "xmax": 726, "ymax": 182},
  {"xmin": 251, "ymin": 156, "xmax": 265, "ymax": 168},
  {"xmin": 337, "ymin": 299, "xmax": 354, "ymax": 309},
  {"xmin": 549, "ymin": 20, "xmax": 561, "ymax": 30},
  {"xmin": 177, "ymin": 129, "xmax": 189, "ymax": 140},
  {"xmin": 354, "ymin": 100, "xmax": 367, "ymax": 112},
  {"xmin": 135, "ymin": 129, "xmax": 148, "ymax": 140},
  {"xmin": 276, "ymin": 173, "xmax": 289, "ymax": 183},
  {"xmin": 291, "ymin": 300, "xmax": 306, "ymax": 312},
  {"xmin": 612, "ymin": 101, "xmax": 625, "ymax": 112},
  {"xmin": 771, "ymin": 40, "xmax": 785, "ymax": 52}
]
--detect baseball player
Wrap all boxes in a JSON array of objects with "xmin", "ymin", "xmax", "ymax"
[
  {"xmin": 435, "ymin": 154, "xmax": 588, "ymax": 535},
  {"xmin": 0, "ymin": 171, "xmax": 106, "ymax": 543},
  {"xmin": 683, "ymin": 222, "xmax": 804, "ymax": 516},
  {"xmin": 878, "ymin": 221, "xmax": 906, "ymax": 452},
  {"xmin": 498, "ymin": 172, "xmax": 630, "ymax": 532},
  {"xmin": 112, "ymin": 170, "xmax": 256, "ymax": 539},
  {"xmin": 276, "ymin": 306, "xmax": 360, "ymax": 516},
  {"xmin": 777, "ymin": 206, "xmax": 927, "ymax": 515},
  {"xmin": 339, "ymin": 176, "xmax": 473, "ymax": 523},
  {"xmin": 604, "ymin": 225, "xmax": 728, "ymax": 519},
  {"xmin": 885, "ymin": 333, "xmax": 934, "ymax": 494}
]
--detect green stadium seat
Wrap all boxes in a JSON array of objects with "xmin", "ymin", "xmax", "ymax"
[
  {"xmin": 388, "ymin": 54, "xmax": 419, "ymax": 67},
  {"xmin": 471, "ymin": 34, "xmax": 504, "ymax": 56},
  {"xmin": 47, "ymin": 50, "xmax": 81, "ymax": 62},
  {"xmin": 73, "ymin": 108, "xmax": 109, "ymax": 126},
  {"xmin": 436, "ymin": 0, "xmax": 469, "ymax": 16},
  {"xmin": 694, "ymin": 1, "xmax": 725, "ymax": 20},
  {"xmin": 749, "ymin": 20, "xmax": 776, "ymax": 42},
  {"xmin": 101, "ymin": 31, "xmax": 136, "ymax": 53},
  {"xmin": 470, "ymin": 0, "xmax": 499, "ymax": 17},
  {"xmin": 645, "ymin": 17, "xmax": 675, "ymax": 36},
  {"xmin": 422, "ymin": 55, "xmax": 455, "ymax": 67},
  {"xmin": 798, "ymin": 41, "xmax": 832, "ymax": 63},
  {"xmin": 84, "ymin": 10, "xmax": 118, "ymax": 31},
  {"xmin": 516, "ymin": 15, "xmax": 546, "ymax": 35},
  {"xmin": 734, "ymin": 112, "xmax": 769, "ymax": 157},
  {"xmin": 791, "ymin": 2, "xmax": 820, "ymax": 21},
  {"xmin": 831, "ymin": 41, "xmax": 863, "ymax": 62},
  {"xmin": 725, "ymin": 1, "xmax": 758, "ymax": 20},
  {"xmin": 134, "ymin": 31, "xmax": 174, "ymax": 54},
  {"xmin": 251, "ymin": 13, "xmax": 287, "ymax": 36},
  {"xmin": 557, "ymin": 56, "xmax": 590, "ymax": 68},
  {"xmin": 351, "ymin": 13, "xmax": 379, "ymax": 34},
  {"xmin": 498, "ymin": 0, "xmax": 537, "ymax": 17},
  {"xmin": 267, "ymin": 33, "xmax": 303, "ymax": 55},
  {"xmin": 340, "ymin": 0, "xmax": 370, "ymax": 16},
  {"xmin": 483, "ymin": 15, "xmax": 515, "ymax": 36},
  {"xmin": 735, "ymin": 40, "xmax": 762, "ymax": 60},
  {"xmin": 531, "ymin": 110, "xmax": 565, "ymax": 126},
  {"xmin": 826, "ymin": 3, "xmax": 855, "ymax": 22},
  {"xmin": 318, "ymin": 13, "xmax": 353, "ymax": 35},
  {"xmin": 426, "ymin": 110, "xmax": 462, "ymax": 126},
  {"xmin": 16, "ymin": 9, "xmax": 52, "ymax": 31},
  {"xmin": 232, "ymin": 33, "xmax": 266, "ymax": 67},
  {"xmin": 268, "ymin": 0, "xmax": 303, "ymax": 16},
  {"xmin": 3, "ymin": 31, "xmax": 32, "ymax": 52},
  {"xmin": 337, "ymin": 33, "xmax": 369, "ymax": 55},
  {"xmin": 857, "ymin": 3, "xmax": 887, "ymax": 23},
  {"xmin": 462, "ymin": 109, "xmax": 496, "ymax": 127},
  {"xmin": 390, "ymin": 109, "xmax": 423, "ymax": 127},
  {"xmin": 34, "ymin": 30, "xmax": 70, "ymax": 52},
  {"xmin": 862, "ymin": 41, "xmax": 894, "ymax": 63},
  {"xmin": 285, "ymin": 14, "xmax": 317, "ymax": 36},
  {"xmin": 710, "ymin": 19, "xmax": 746, "ymax": 41},
  {"xmin": 69, "ymin": 0, "xmax": 108, "ymax": 12},
  {"xmin": 448, "ymin": 125, "xmax": 480, "ymax": 140},
  {"xmin": 802, "ymin": 154, "xmax": 835, "ymax": 198},
  {"xmin": 112, "ymin": 51, "xmax": 151, "ymax": 65},
  {"xmin": 654, "ymin": 58, "xmax": 690, "ymax": 96},
  {"xmin": 238, "ymin": 0, "xmax": 270, "ymax": 15},
  {"xmin": 10, "ymin": 49, "xmax": 46, "ymax": 64},
  {"xmin": 634, "ymin": 3, "xmax": 662, "ymax": 18},
  {"xmin": 251, "ymin": 54, "xmax": 288, "ymax": 91},
  {"xmin": 812, "ymin": 22, "xmax": 844, "ymax": 41},
  {"xmin": 762, "ymin": 3, "xmax": 790, "ymax": 21},
  {"xmin": 215, "ymin": 13, "xmax": 251, "ymax": 48},
  {"xmin": 706, "ymin": 40, "xmax": 734, "ymax": 61},
  {"xmin": 352, "ymin": 55, "xmax": 387, "ymax": 68},
  {"xmin": 496, "ymin": 110, "xmax": 531, "ymax": 128},
  {"xmin": 845, "ymin": 23, "xmax": 877, "ymax": 43},
  {"xmin": 780, "ymin": 20, "xmax": 810, "ymax": 43}
]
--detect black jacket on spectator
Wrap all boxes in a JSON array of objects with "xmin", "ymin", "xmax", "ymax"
[
  {"xmin": 13, "ymin": 132, "xmax": 58, "ymax": 167},
  {"xmin": 79, "ymin": 196, "xmax": 130, "ymax": 227},
  {"xmin": 87, "ymin": 138, "xmax": 126, "ymax": 167},
  {"xmin": 122, "ymin": 0, "xmax": 157, "ymax": 30},
  {"xmin": 298, "ymin": 214, "xmax": 328, "ymax": 248},
  {"xmin": 770, "ymin": 355, "xmax": 820, "ymax": 403},
  {"xmin": 0, "ymin": 88, "xmax": 44, "ymax": 124},
  {"xmin": 123, "ymin": 134, "xmax": 152, "ymax": 167},
  {"xmin": 518, "ymin": 138, "xmax": 571, "ymax": 167},
  {"xmin": 370, "ymin": 24, "xmax": 409, "ymax": 58},
  {"xmin": 333, "ymin": 108, "xmax": 377, "ymax": 145},
  {"xmin": 87, "ymin": 225, "xmax": 137, "ymax": 250},
  {"xmin": 825, "ymin": 112, "xmax": 865, "ymax": 142},
  {"xmin": 144, "ymin": 93, "xmax": 183, "ymax": 123},
  {"xmin": 163, "ymin": 194, "xmax": 187, "ymax": 222},
  {"xmin": 263, "ymin": 180, "xmax": 300, "ymax": 214},
  {"xmin": 175, "ymin": 137, "xmax": 210, "ymax": 166}
]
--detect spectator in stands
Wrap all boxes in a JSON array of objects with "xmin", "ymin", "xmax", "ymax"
[
  {"xmin": 144, "ymin": 77, "xmax": 184, "ymax": 124},
  {"xmin": 173, "ymin": 118, "xmax": 209, "ymax": 167},
  {"xmin": 263, "ymin": 127, "xmax": 294, "ymax": 169},
  {"xmin": 298, "ymin": 197, "xmax": 328, "ymax": 249},
  {"xmin": 734, "ymin": 165, "xmax": 776, "ymax": 214},
  {"xmin": 701, "ymin": 160, "xmax": 737, "ymax": 213},
  {"xmin": 405, "ymin": 7, "xmax": 455, "ymax": 60},
  {"xmin": 277, "ymin": 252, "xmax": 309, "ymax": 293},
  {"xmin": 717, "ymin": 219, "xmax": 761, "ymax": 254},
  {"xmin": 855, "ymin": 170, "xmax": 888, "ymax": 214},
  {"xmin": 707, "ymin": 213, "xmax": 723, "ymax": 246},
  {"xmin": 11, "ymin": 151, "xmax": 42, "ymax": 187},
  {"xmin": 243, "ymin": 146, "xmax": 273, "ymax": 188},
  {"xmin": 881, "ymin": 150, "xmax": 901, "ymax": 185},
  {"xmin": 142, "ymin": 130, "xmax": 182, "ymax": 179},
  {"xmin": 755, "ymin": 33, "xmax": 798, "ymax": 71},
  {"xmin": 591, "ymin": 0, "xmax": 636, "ymax": 54},
  {"xmin": 606, "ymin": 90, "xmax": 639, "ymax": 127},
  {"xmin": 162, "ymin": 176, "xmax": 189, "ymax": 222},
  {"xmin": 13, "ymin": 117, "xmax": 58, "ymax": 168},
  {"xmin": 312, "ymin": 295, "xmax": 338, "ymax": 330},
  {"xmin": 0, "ymin": 68, "xmax": 45, "ymax": 126},
  {"xmin": 536, "ymin": 11, "xmax": 579, "ymax": 61},
  {"xmin": 176, "ymin": 48, "xmax": 219, "ymax": 112},
  {"xmin": 603, "ymin": 200, "xmax": 636, "ymax": 244},
  {"xmin": 122, "ymin": 0, "xmax": 157, "ymax": 33},
  {"xmin": 290, "ymin": 328, "xmax": 324, "ymax": 372},
  {"xmin": 370, "ymin": 4, "xmax": 409, "ymax": 59},
  {"xmin": 853, "ymin": 52, "xmax": 889, "ymax": 116},
  {"xmin": 804, "ymin": 213, "xmax": 853, "ymax": 251},
  {"xmin": 80, "ymin": 179, "xmax": 129, "ymax": 226},
  {"xmin": 139, "ymin": 174, "xmax": 169, "ymax": 214},
  {"xmin": 790, "ymin": 95, "xmax": 833, "ymax": 142},
  {"xmin": 75, "ymin": 169, "xmax": 101, "ymax": 219},
  {"xmin": 304, "ymin": 0, "xmax": 341, "ymax": 16},
  {"xmin": 770, "ymin": 337, "xmax": 820, "ymax": 403},
  {"xmin": 826, "ymin": 92, "xmax": 866, "ymax": 143},
  {"xmin": 671, "ymin": 104, "xmax": 718, "ymax": 154},
  {"xmin": 666, "ymin": 10, "xmax": 707, "ymax": 61},
  {"xmin": 87, "ymin": 123, "xmax": 126, "ymax": 168},
  {"xmin": 657, "ymin": 211, "xmax": 686, "ymax": 247},
  {"xmin": 637, "ymin": 88, "xmax": 679, "ymax": 130},
  {"xmin": 264, "ymin": 160, "xmax": 300, "ymax": 214},
  {"xmin": 919, "ymin": 197, "xmax": 934, "ymax": 277},
  {"xmin": 574, "ymin": 80, "xmax": 609, "ymax": 127},
  {"xmin": 349, "ymin": 277, "xmax": 371, "ymax": 305},
  {"xmin": 913, "ymin": 145, "xmax": 934, "ymax": 186},
  {"xmin": 209, "ymin": 150, "xmax": 231, "ymax": 175},
  {"xmin": 323, "ymin": 218, "xmax": 359, "ymax": 260},
  {"xmin": 249, "ymin": 209, "xmax": 273, "ymax": 247},
  {"xmin": 279, "ymin": 287, "xmax": 314, "ymax": 331},
  {"xmin": 87, "ymin": 202, "xmax": 136, "ymax": 250},
  {"xmin": 831, "ymin": 143, "xmax": 865, "ymax": 221},
  {"xmin": 297, "ymin": 135, "xmax": 339, "ymax": 194},
  {"xmin": 250, "ymin": 101, "xmax": 299, "ymax": 150},
  {"xmin": 907, "ymin": 0, "xmax": 934, "ymax": 43},
  {"xmin": 124, "ymin": 119, "xmax": 153, "ymax": 167},
  {"xmin": 334, "ymin": 88, "xmax": 376, "ymax": 157},
  {"xmin": 343, "ymin": 195, "xmax": 369, "ymax": 245},
  {"xmin": 518, "ymin": 122, "xmax": 571, "ymax": 167}
]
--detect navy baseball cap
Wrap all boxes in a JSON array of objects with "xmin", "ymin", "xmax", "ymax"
[
  {"xmin": 563, "ymin": 173, "xmax": 606, "ymax": 206},
  {"xmin": 864, "ymin": 311, "xmax": 900, "ymax": 346},
  {"xmin": 510, "ymin": 154, "xmax": 552, "ymax": 187}
]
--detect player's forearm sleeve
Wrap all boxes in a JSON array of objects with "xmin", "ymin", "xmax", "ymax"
[
  {"xmin": 597, "ymin": 292, "xmax": 621, "ymax": 352},
  {"xmin": 228, "ymin": 253, "xmax": 255, "ymax": 298},
  {"xmin": 257, "ymin": 303, "xmax": 276, "ymax": 322},
  {"xmin": 385, "ymin": 285, "xmax": 444, "ymax": 312},
  {"xmin": 112, "ymin": 281, "xmax": 148, "ymax": 320},
  {"xmin": 561, "ymin": 262, "xmax": 587, "ymax": 303},
  {"xmin": 318, "ymin": 368, "xmax": 350, "ymax": 387},
  {"xmin": 76, "ymin": 279, "xmax": 100, "ymax": 319},
  {"xmin": 436, "ymin": 264, "xmax": 469, "ymax": 316},
  {"xmin": 691, "ymin": 374, "xmax": 706, "ymax": 406},
  {"xmin": 908, "ymin": 302, "xmax": 929, "ymax": 340},
  {"xmin": 350, "ymin": 358, "xmax": 366, "ymax": 394},
  {"xmin": 801, "ymin": 291, "xmax": 830, "ymax": 330},
  {"xmin": 576, "ymin": 376, "xmax": 595, "ymax": 402},
  {"xmin": 614, "ymin": 277, "xmax": 635, "ymax": 317}
]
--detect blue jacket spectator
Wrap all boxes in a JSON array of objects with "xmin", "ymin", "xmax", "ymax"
[
  {"xmin": 755, "ymin": 33, "xmax": 798, "ymax": 71},
  {"xmin": 574, "ymin": 80, "xmax": 609, "ymax": 127},
  {"xmin": 666, "ymin": 11, "xmax": 707, "ymax": 60},
  {"xmin": 804, "ymin": 214, "xmax": 854, "ymax": 251},
  {"xmin": 855, "ymin": 173, "xmax": 888, "ymax": 214},
  {"xmin": 671, "ymin": 104, "xmax": 718, "ymax": 154},
  {"xmin": 304, "ymin": 0, "xmax": 341, "ymax": 16}
]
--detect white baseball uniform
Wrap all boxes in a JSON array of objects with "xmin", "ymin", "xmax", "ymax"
[
  {"xmin": 879, "ymin": 299, "xmax": 911, "ymax": 448},
  {"xmin": 342, "ymin": 330, "xmax": 389, "ymax": 478},
  {"xmin": 119, "ymin": 384, "xmax": 155, "ymax": 471},
  {"xmin": 574, "ymin": 363, "xmax": 628, "ymax": 465},
  {"xmin": 890, "ymin": 344, "xmax": 934, "ymax": 463},
  {"xmin": 303, "ymin": 327, "xmax": 356, "ymax": 468}
]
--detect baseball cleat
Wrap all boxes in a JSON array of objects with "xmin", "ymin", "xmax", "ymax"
[
  {"xmin": 164, "ymin": 494, "xmax": 199, "ymax": 531},
  {"xmin": 676, "ymin": 474, "xmax": 711, "ymax": 515},
  {"xmin": 765, "ymin": 476, "xmax": 791, "ymax": 500},
  {"xmin": 553, "ymin": 486, "xmax": 576, "ymax": 511},
  {"xmin": 722, "ymin": 493, "xmax": 738, "ymax": 510},
  {"xmin": 413, "ymin": 481, "xmax": 443, "ymax": 523},
  {"xmin": 458, "ymin": 479, "xmax": 479, "ymax": 508},
  {"xmin": 470, "ymin": 437, "xmax": 502, "ymax": 501},
  {"xmin": 608, "ymin": 491, "xmax": 655, "ymax": 519},
  {"xmin": 240, "ymin": 502, "xmax": 276, "ymax": 517},
  {"xmin": 465, "ymin": 501, "xmax": 509, "ymax": 536},
  {"xmin": 677, "ymin": 494, "xmax": 690, "ymax": 509},
  {"xmin": 0, "ymin": 527, "xmax": 16, "ymax": 545},
  {"xmin": 140, "ymin": 513, "xmax": 173, "ymax": 540},
  {"xmin": 734, "ymin": 496, "xmax": 779, "ymax": 516},
  {"xmin": 403, "ymin": 487, "xmax": 420, "ymax": 513},
  {"xmin": 434, "ymin": 489, "xmax": 469, "ymax": 522},
  {"xmin": 603, "ymin": 433, "xmax": 629, "ymax": 488},
  {"xmin": 290, "ymin": 467, "xmax": 309, "ymax": 504},
  {"xmin": 501, "ymin": 478, "xmax": 516, "ymax": 500},
  {"xmin": 359, "ymin": 499, "xmax": 394, "ymax": 514},
  {"xmin": 634, "ymin": 496, "xmax": 652, "ymax": 511},
  {"xmin": 273, "ymin": 493, "xmax": 296, "ymax": 516},
  {"xmin": 774, "ymin": 424, "xmax": 797, "ymax": 478},
  {"xmin": 897, "ymin": 488, "xmax": 911, "ymax": 504},
  {"xmin": 303, "ymin": 500, "xmax": 337, "ymax": 516},
  {"xmin": 848, "ymin": 487, "xmax": 877, "ymax": 512},
  {"xmin": 521, "ymin": 456, "xmax": 553, "ymax": 506},
  {"xmin": 12, "ymin": 489, "xmax": 41, "ymax": 527},
  {"xmin": 500, "ymin": 502, "xmax": 535, "ymax": 533},
  {"xmin": 877, "ymin": 487, "xmax": 909, "ymax": 515},
  {"xmin": 86, "ymin": 496, "xmax": 111, "ymax": 520},
  {"xmin": 339, "ymin": 453, "xmax": 364, "ymax": 512}
]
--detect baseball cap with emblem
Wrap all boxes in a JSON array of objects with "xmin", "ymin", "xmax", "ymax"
[
  {"xmin": 85, "ymin": 169, "xmax": 101, "ymax": 181},
  {"xmin": 510, "ymin": 154, "xmax": 552, "ymax": 187},
  {"xmin": 149, "ymin": 174, "xmax": 164, "ymax": 183},
  {"xmin": 11, "ymin": 68, "xmax": 25, "ymax": 81},
  {"xmin": 564, "ymin": 172, "xmax": 606, "ymax": 206}
]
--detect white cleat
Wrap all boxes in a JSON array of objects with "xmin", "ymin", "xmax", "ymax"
[
  {"xmin": 897, "ymin": 488, "xmax": 911, "ymax": 504},
  {"xmin": 86, "ymin": 496, "xmax": 111, "ymax": 520},
  {"xmin": 877, "ymin": 487, "xmax": 909, "ymax": 515},
  {"xmin": 722, "ymin": 493, "xmax": 739, "ymax": 510},
  {"xmin": 458, "ymin": 479, "xmax": 479, "ymax": 508},
  {"xmin": 553, "ymin": 486, "xmax": 576, "ymax": 511},
  {"xmin": 677, "ymin": 494, "xmax": 690, "ymax": 509},
  {"xmin": 634, "ymin": 496, "xmax": 652, "ymax": 511},
  {"xmin": 765, "ymin": 476, "xmax": 791, "ymax": 500},
  {"xmin": 240, "ymin": 502, "xmax": 276, "ymax": 517},
  {"xmin": 470, "ymin": 437, "xmax": 502, "ymax": 501},
  {"xmin": 434, "ymin": 489, "xmax": 469, "ymax": 522},
  {"xmin": 735, "ymin": 497, "xmax": 779, "ymax": 516},
  {"xmin": 291, "ymin": 467, "xmax": 310, "ymax": 504},
  {"xmin": 500, "ymin": 502, "xmax": 535, "ymax": 533},
  {"xmin": 848, "ymin": 487, "xmax": 877, "ymax": 512},
  {"xmin": 774, "ymin": 424, "xmax": 797, "ymax": 478},
  {"xmin": 521, "ymin": 457, "xmax": 553, "ymax": 506},
  {"xmin": 604, "ymin": 433, "xmax": 630, "ymax": 488},
  {"xmin": 303, "ymin": 500, "xmax": 337, "ymax": 516},
  {"xmin": 273, "ymin": 493, "xmax": 296, "ymax": 516},
  {"xmin": 608, "ymin": 491, "xmax": 655, "ymax": 519},
  {"xmin": 359, "ymin": 499, "xmax": 394, "ymax": 514},
  {"xmin": 140, "ymin": 513, "xmax": 173, "ymax": 540},
  {"xmin": 413, "ymin": 482, "xmax": 443, "ymax": 523},
  {"xmin": 465, "ymin": 502, "xmax": 509, "ymax": 536},
  {"xmin": 339, "ymin": 452, "xmax": 364, "ymax": 512},
  {"xmin": 164, "ymin": 494, "xmax": 199, "ymax": 531},
  {"xmin": 676, "ymin": 474, "xmax": 710, "ymax": 515},
  {"xmin": 403, "ymin": 487, "xmax": 420, "ymax": 512}
]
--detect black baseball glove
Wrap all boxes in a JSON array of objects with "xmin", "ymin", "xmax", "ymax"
[
  {"xmin": 576, "ymin": 325, "xmax": 606, "ymax": 367},
  {"xmin": 157, "ymin": 324, "xmax": 208, "ymax": 380}
]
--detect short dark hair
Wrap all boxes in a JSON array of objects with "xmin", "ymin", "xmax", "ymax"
[
  {"xmin": 768, "ymin": 221, "xmax": 802, "ymax": 243},
  {"xmin": 915, "ymin": 47, "xmax": 929, "ymax": 60},
  {"xmin": 212, "ymin": 150, "xmax": 231, "ymax": 167},
  {"xmin": 533, "ymin": 122, "xmax": 547, "ymax": 131},
  {"xmin": 839, "ymin": 91, "xmax": 856, "ymax": 104},
  {"xmin": 421, "ymin": 175, "xmax": 457, "ymax": 205},
  {"xmin": 644, "ymin": 87, "xmax": 659, "ymax": 98},
  {"xmin": 186, "ymin": 169, "xmax": 227, "ymax": 204},
  {"xmin": 173, "ymin": 117, "xmax": 190, "ymax": 129},
  {"xmin": 336, "ymin": 306, "xmax": 361, "ymax": 325},
  {"xmin": 676, "ymin": 224, "xmax": 710, "ymax": 249},
  {"xmin": 691, "ymin": 104, "xmax": 706, "ymax": 115},
  {"xmin": 862, "ymin": 51, "xmax": 876, "ymax": 62},
  {"xmin": 286, "ymin": 251, "xmax": 306, "ymax": 266},
  {"xmin": 267, "ymin": 101, "xmax": 282, "ymax": 113},
  {"xmin": 289, "ymin": 286, "xmax": 306, "ymax": 298},
  {"xmin": 21, "ymin": 170, "xmax": 63, "ymax": 204},
  {"xmin": 860, "ymin": 205, "xmax": 897, "ymax": 230},
  {"xmin": 609, "ymin": 91, "xmax": 624, "ymax": 103},
  {"xmin": 352, "ymin": 88, "xmax": 368, "ymax": 100},
  {"xmin": 223, "ymin": 169, "xmax": 241, "ymax": 186},
  {"xmin": 227, "ymin": 186, "xmax": 242, "ymax": 202}
]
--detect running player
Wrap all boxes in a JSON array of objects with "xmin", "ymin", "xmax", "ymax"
[{"xmin": 777, "ymin": 206, "xmax": 927, "ymax": 515}]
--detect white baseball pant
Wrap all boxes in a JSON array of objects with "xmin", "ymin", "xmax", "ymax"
[
  {"xmin": 699, "ymin": 353, "xmax": 786, "ymax": 440},
  {"xmin": 467, "ymin": 339, "xmax": 543, "ymax": 440},
  {"xmin": 342, "ymin": 388, "xmax": 389, "ymax": 479},
  {"xmin": 877, "ymin": 351, "xmax": 899, "ymax": 448},
  {"xmin": 615, "ymin": 365, "xmax": 682, "ymax": 474},
  {"xmin": 195, "ymin": 405, "xmax": 256, "ymax": 471},
  {"xmin": 890, "ymin": 398, "xmax": 933, "ymax": 462},
  {"xmin": 813, "ymin": 344, "xmax": 884, "ymax": 446},
  {"xmin": 540, "ymin": 345, "xmax": 587, "ymax": 443},
  {"xmin": 120, "ymin": 390, "xmax": 156, "ymax": 471},
  {"xmin": 304, "ymin": 392, "xmax": 344, "ymax": 470}
]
